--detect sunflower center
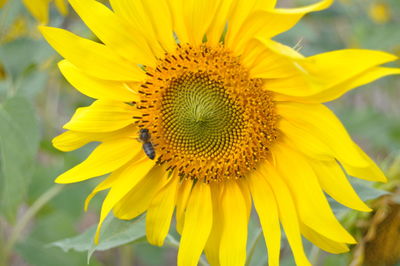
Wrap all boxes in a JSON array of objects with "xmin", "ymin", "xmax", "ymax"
[
  {"xmin": 136, "ymin": 44, "xmax": 279, "ymax": 182},
  {"xmin": 162, "ymin": 72, "xmax": 243, "ymax": 158}
]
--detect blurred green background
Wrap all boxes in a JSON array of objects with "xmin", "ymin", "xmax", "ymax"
[{"xmin": 0, "ymin": 0, "xmax": 399, "ymax": 265}]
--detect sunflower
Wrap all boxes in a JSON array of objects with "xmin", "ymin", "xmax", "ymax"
[
  {"xmin": 0, "ymin": 0, "xmax": 68, "ymax": 24},
  {"xmin": 40, "ymin": 0, "xmax": 400, "ymax": 265}
]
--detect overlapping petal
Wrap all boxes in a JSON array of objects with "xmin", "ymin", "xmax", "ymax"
[
  {"xmin": 300, "ymin": 224, "xmax": 349, "ymax": 254},
  {"xmin": 261, "ymin": 162, "xmax": 311, "ymax": 266},
  {"xmin": 178, "ymin": 182, "xmax": 213, "ymax": 266},
  {"xmin": 273, "ymin": 143, "xmax": 356, "ymax": 244},
  {"xmin": 146, "ymin": 173, "xmax": 179, "ymax": 246},
  {"xmin": 52, "ymin": 125, "xmax": 135, "ymax": 152},
  {"xmin": 248, "ymin": 170, "xmax": 281, "ymax": 266},
  {"xmin": 55, "ymin": 137, "xmax": 141, "ymax": 184},
  {"xmin": 175, "ymin": 179, "xmax": 193, "ymax": 234},
  {"xmin": 63, "ymin": 100, "xmax": 139, "ymax": 133},
  {"xmin": 39, "ymin": 26, "xmax": 146, "ymax": 81},
  {"xmin": 277, "ymin": 102, "xmax": 387, "ymax": 182},
  {"xmin": 227, "ymin": 0, "xmax": 333, "ymax": 55},
  {"xmin": 219, "ymin": 181, "xmax": 248, "ymax": 266},
  {"xmin": 58, "ymin": 60, "xmax": 139, "ymax": 102},
  {"xmin": 241, "ymin": 39, "xmax": 301, "ymax": 79},
  {"xmin": 206, "ymin": 0, "xmax": 234, "ymax": 45},
  {"xmin": 94, "ymin": 159, "xmax": 156, "ymax": 242},
  {"xmin": 68, "ymin": 0, "xmax": 156, "ymax": 67},
  {"xmin": 113, "ymin": 166, "xmax": 168, "ymax": 220},
  {"xmin": 310, "ymin": 160, "xmax": 371, "ymax": 212},
  {"xmin": 139, "ymin": 0, "xmax": 176, "ymax": 52},
  {"xmin": 204, "ymin": 183, "xmax": 224, "ymax": 266},
  {"xmin": 256, "ymin": 39, "xmax": 400, "ymax": 103}
]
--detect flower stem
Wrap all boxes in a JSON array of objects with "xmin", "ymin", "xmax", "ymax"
[{"xmin": 2, "ymin": 184, "xmax": 65, "ymax": 263}]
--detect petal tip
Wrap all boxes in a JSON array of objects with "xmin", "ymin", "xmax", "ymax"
[{"xmin": 54, "ymin": 176, "xmax": 68, "ymax": 184}]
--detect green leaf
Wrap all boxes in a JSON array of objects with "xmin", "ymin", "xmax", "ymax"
[
  {"xmin": 0, "ymin": 38, "xmax": 54, "ymax": 79},
  {"xmin": 16, "ymin": 210, "xmax": 101, "ymax": 266},
  {"xmin": 0, "ymin": 96, "xmax": 40, "ymax": 221},
  {"xmin": 16, "ymin": 238, "xmax": 101, "ymax": 266},
  {"xmin": 50, "ymin": 214, "xmax": 147, "ymax": 261},
  {"xmin": 16, "ymin": 67, "xmax": 48, "ymax": 98}
]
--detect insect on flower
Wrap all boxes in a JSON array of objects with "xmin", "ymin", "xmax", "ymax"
[{"xmin": 139, "ymin": 128, "xmax": 156, "ymax": 160}]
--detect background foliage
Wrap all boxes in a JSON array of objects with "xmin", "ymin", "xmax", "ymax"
[{"xmin": 0, "ymin": 0, "xmax": 399, "ymax": 265}]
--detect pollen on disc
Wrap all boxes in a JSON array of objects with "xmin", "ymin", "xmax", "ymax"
[{"xmin": 136, "ymin": 44, "xmax": 279, "ymax": 182}]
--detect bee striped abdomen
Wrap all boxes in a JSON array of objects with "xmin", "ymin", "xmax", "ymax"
[{"xmin": 143, "ymin": 142, "xmax": 155, "ymax": 160}]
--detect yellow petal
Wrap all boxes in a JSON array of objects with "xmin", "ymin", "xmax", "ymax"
[
  {"xmin": 279, "ymin": 119, "xmax": 334, "ymax": 162},
  {"xmin": 227, "ymin": 0, "xmax": 333, "ymax": 55},
  {"xmin": 225, "ymin": 0, "xmax": 262, "ymax": 49},
  {"xmin": 84, "ymin": 172, "xmax": 121, "ymax": 211},
  {"xmin": 55, "ymin": 137, "xmax": 141, "ymax": 184},
  {"xmin": 94, "ymin": 159, "xmax": 156, "ymax": 243},
  {"xmin": 166, "ymin": 0, "xmax": 189, "ymax": 44},
  {"xmin": 277, "ymin": 102, "xmax": 368, "ymax": 168},
  {"xmin": 277, "ymin": 102, "xmax": 386, "ymax": 182},
  {"xmin": 68, "ymin": 0, "xmax": 156, "ymax": 67},
  {"xmin": 109, "ymin": 0, "xmax": 165, "ymax": 57},
  {"xmin": 64, "ymin": 100, "xmax": 138, "ymax": 133},
  {"xmin": 247, "ymin": 171, "xmax": 281, "ymax": 266},
  {"xmin": 204, "ymin": 183, "xmax": 223, "ymax": 266},
  {"xmin": 301, "ymin": 223, "xmax": 349, "ymax": 254},
  {"xmin": 238, "ymin": 179, "xmax": 252, "ymax": 220},
  {"xmin": 206, "ymin": 0, "xmax": 234, "ymax": 45},
  {"xmin": 293, "ymin": 67, "xmax": 400, "ymax": 103},
  {"xmin": 273, "ymin": 144, "xmax": 356, "ymax": 244},
  {"xmin": 261, "ymin": 162, "xmax": 311, "ymax": 266},
  {"xmin": 242, "ymin": 39, "xmax": 300, "ymax": 79},
  {"xmin": 140, "ymin": 0, "xmax": 177, "ymax": 53},
  {"xmin": 58, "ymin": 60, "xmax": 139, "ymax": 102},
  {"xmin": 311, "ymin": 160, "xmax": 371, "ymax": 212},
  {"xmin": 146, "ymin": 173, "xmax": 179, "ymax": 246},
  {"xmin": 178, "ymin": 182, "xmax": 213, "ymax": 266},
  {"xmin": 298, "ymin": 50, "xmax": 397, "ymax": 90},
  {"xmin": 219, "ymin": 181, "xmax": 248, "ymax": 266},
  {"xmin": 113, "ymin": 166, "xmax": 168, "ymax": 220},
  {"xmin": 23, "ymin": 0, "xmax": 49, "ymax": 24},
  {"xmin": 175, "ymin": 179, "xmax": 193, "ymax": 234},
  {"xmin": 53, "ymin": 131, "xmax": 97, "ymax": 152},
  {"xmin": 342, "ymin": 145, "xmax": 387, "ymax": 182},
  {"xmin": 183, "ymin": 0, "xmax": 220, "ymax": 45},
  {"xmin": 262, "ymin": 46, "xmax": 399, "ymax": 102},
  {"xmin": 278, "ymin": 102, "xmax": 387, "ymax": 182},
  {"xmin": 52, "ymin": 126, "xmax": 135, "ymax": 152},
  {"xmin": 257, "ymin": 38, "xmax": 304, "ymax": 59},
  {"xmin": 39, "ymin": 26, "xmax": 146, "ymax": 81}
]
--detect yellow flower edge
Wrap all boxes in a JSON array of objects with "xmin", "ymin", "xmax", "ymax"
[{"xmin": 40, "ymin": 0, "xmax": 400, "ymax": 265}]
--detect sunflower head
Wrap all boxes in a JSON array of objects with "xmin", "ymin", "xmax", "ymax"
[{"xmin": 40, "ymin": 0, "xmax": 400, "ymax": 265}]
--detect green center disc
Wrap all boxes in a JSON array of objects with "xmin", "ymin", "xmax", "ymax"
[{"xmin": 161, "ymin": 73, "xmax": 244, "ymax": 158}]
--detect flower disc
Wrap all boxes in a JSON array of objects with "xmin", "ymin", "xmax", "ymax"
[{"xmin": 137, "ymin": 44, "xmax": 279, "ymax": 182}]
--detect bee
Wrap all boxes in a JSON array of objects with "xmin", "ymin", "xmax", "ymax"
[{"xmin": 139, "ymin": 128, "xmax": 155, "ymax": 160}]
